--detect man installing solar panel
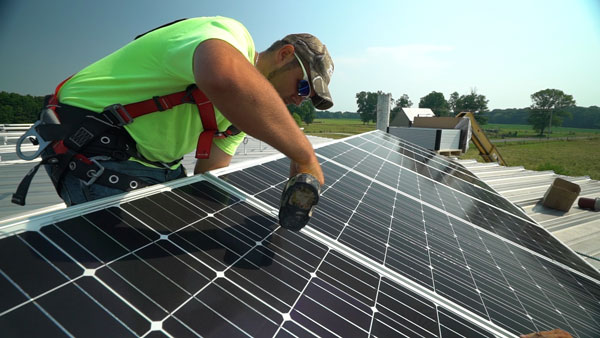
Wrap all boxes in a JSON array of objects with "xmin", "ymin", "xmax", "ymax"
[{"xmin": 14, "ymin": 17, "xmax": 330, "ymax": 230}]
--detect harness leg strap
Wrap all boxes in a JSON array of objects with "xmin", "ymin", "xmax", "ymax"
[
  {"xmin": 196, "ymin": 130, "xmax": 217, "ymax": 159},
  {"xmin": 12, "ymin": 162, "xmax": 45, "ymax": 206}
]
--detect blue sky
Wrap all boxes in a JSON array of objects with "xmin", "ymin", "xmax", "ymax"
[{"xmin": 1, "ymin": 0, "xmax": 599, "ymax": 112}]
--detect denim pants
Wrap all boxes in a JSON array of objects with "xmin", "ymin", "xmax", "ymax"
[{"xmin": 54, "ymin": 159, "xmax": 186, "ymax": 206}]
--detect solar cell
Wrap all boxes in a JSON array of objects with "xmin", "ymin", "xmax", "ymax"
[
  {"xmin": 1, "ymin": 178, "xmax": 506, "ymax": 337},
  {"xmin": 217, "ymin": 134, "xmax": 600, "ymax": 336},
  {"xmin": 1, "ymin": 130, "xmax": 598, "ymax": 337}
]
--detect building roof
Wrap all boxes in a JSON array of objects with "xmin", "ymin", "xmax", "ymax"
[
  {"xmin": 457, "ymin": 159, "xmax": 600, "ymax": 270},
  {"xmin": 400, "ymin": 108, "xmax": 435, "ymax": 121}
]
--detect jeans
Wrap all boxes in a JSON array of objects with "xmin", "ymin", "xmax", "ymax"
[{"xmin": 55, "ymin": 159, "xmax": 186, "ymax": 206}]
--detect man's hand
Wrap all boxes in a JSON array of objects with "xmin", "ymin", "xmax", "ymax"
[
  {"xmin": 520, "ymin": 329, "xmax": 572, "ymax": 338},
  {"xmin": 289, "ymin": 158, "xmax": 324, "ymax": 186}
]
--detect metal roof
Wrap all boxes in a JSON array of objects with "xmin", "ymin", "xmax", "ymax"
[{"xmin": 457, "ymin": 159, "xmax": 600, "ymax": 270}]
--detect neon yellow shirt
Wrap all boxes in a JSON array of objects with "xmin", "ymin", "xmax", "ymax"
[{"xmin": 58, "ymin": 17, "xmax": 253, "ymax": 167}]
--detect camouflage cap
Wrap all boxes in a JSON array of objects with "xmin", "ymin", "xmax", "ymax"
[{"xmin": 282, "ymin": 34, "xmax": 334, "ymax": 110}]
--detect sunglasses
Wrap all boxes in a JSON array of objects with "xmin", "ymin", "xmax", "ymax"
[{"xmin": 294, "ymin": 53, "xmax": 311, "ymax": 98}]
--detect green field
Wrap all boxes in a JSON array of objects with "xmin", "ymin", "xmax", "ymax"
[
  {"xmin": 460, "ymin": 138, "xmax": 600, "ymax": 180},
  {"xmin": 482, "ymin": 123, "xmax": 600, "ymax": 139},
  {"xmin": 302, "ymin": 119, "xmax": 375, "ymax": 138},
  {"xmin": 302, "ymin": 119, "xmax": 600, "ymax": 180}
]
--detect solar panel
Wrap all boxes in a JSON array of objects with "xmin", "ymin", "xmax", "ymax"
[{"xmin": 0, "ymin": 130, "xmax": 598, "ymax": 337}]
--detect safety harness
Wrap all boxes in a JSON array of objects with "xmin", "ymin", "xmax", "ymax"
[{"xmin": 13, "ymin": 78, "xmax": 240, "ymax": 205}]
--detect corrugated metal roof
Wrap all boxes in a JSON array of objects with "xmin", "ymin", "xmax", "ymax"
[{"xmin": 457, "ymin": 159, "xmax": 600, "ymax": 270}]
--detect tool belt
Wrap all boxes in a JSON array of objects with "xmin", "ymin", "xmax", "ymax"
[{"xmin": 13, "ymin": 80, "xmax": 240, "ymax": 206}]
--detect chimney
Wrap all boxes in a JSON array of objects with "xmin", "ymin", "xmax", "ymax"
[{"xmin": 376, "ymin": 93, "xmax": 391, "ymax": 132}]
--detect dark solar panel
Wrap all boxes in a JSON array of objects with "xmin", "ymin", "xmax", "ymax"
[
  {"xmin": 0, "ymin": 179, "xmax": 505, "ymax": 337},
  {"xmin": 217, "ymin": 132, "xmax": 600, "ymax": 337},
  {"xmin": 1, "ymin": 130, "xmax": 598, "ymax": 337}
]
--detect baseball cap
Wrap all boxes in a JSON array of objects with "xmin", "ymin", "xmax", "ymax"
[{"xmin": 282, "ymin": 34, "xmax": 334, "ymax": 110}]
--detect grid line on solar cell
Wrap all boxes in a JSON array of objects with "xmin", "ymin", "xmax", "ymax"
[
  {"xmin": 300, "ymin": 228, "xmax": 513, "ymax": 337},
  {"xmin": 363, "ymin": 131, "xmax": 477, "ymax": 179},
  {"xmin": 35, "ymin": 185, "xmax": 282, "ymax": 332},
  {"xmin": 1, "ymin": 181, "xmax": 507, "ymax": 338},
  {"xmin": 120, "ymin": 198, "xmax": 290, "ymax": 336},
  {"xmin": 450, "ymin": 214, "xmax": 600, "ymax": 335},
  {"xmin": 3, "ymin": 155, "xmax": 599, "ymax": 338},
  {"xmin": 349, "ymin": 132, "xmax": 493, "ymax": 192},
  {"xmin": 218, "ymin": 158, "xmax": 596, "ymax": 336},
  {"xmin": 489, "ymin": 245, "xmax": 594, "ymax": 335},
  {"xmin": 374, "ymin": 278, "xmax": 439, "ymax": 336},
  {"xmin": 0, "ymin": 256, "xmax": 73, "ymax": 319},
  {"xmin": 221, "ymin": 155, "xmax": 599, "ymax": 336},
  {"xmin": 1, "ymin": 233, "xmax": 143, "ymax": 336},
  {"xmin": 365, "ymin": 132, "xmax": 528, "ymax": 219},
  {"xmin": 314, "ymin": 153, "xmax": 600, "ymax": 282},
  {"xmin": 327, "ymin": 140, "xmax": 531, "ymax": 224},
  {"xmin": 220, "ymin": 153, "xmax": 600, "ymax": 294}
]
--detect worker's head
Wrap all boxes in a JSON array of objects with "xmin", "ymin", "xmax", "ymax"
[{"xmin": 259, "ymin": 34, "xmax": 334, "ymax": 110}]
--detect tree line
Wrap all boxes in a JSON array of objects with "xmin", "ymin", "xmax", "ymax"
[
  {"xmin": 0, "ymin": 91, "xmax": 45, "ymax": 124},
  {"xmin": 2, "ymin": 89, "xmax": 597, "ymax": 136},
  {"xmin": 0, "ymin": 90, "xmax": 354, "ymax": 126},
  {"xmin": 351, "ymin": 88, "xmax": 596, "ymax": 135},
  {"xmin": 355, "ymin": 89, "xmax": 491, "ymax": 125},
  {"xmin": 486, "ymin": 106, "xmax": 600, "ymax": 130}
]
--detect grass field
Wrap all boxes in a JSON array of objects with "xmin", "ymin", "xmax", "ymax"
[
  {"xmin": 459, "ymin": 137, "xmax": 600, "ymax": 180},
  {"xmin": 302, "ymin": 119, "xmax": 600, "ymax": 180},
  {"xmin": 302, "ymin": 119, "xmax": 374, "ymax": 138},
  {"xmin": 482, "ymin": 123, "xmax": 600, "ymax": 139}
]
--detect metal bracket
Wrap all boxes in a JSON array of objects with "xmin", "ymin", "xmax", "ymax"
[{"xmin": 15, "ymin": 121, "xmax": 52, "ymax": 161}]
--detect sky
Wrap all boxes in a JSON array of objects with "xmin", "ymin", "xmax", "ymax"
[{"xmin": 1, "ymin": 0, "xmax": 599, "ymax": 112}]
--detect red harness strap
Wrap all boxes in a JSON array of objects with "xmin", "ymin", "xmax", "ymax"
[
  {"xmin": 190, "ymin": 89, "xmax": 218, "ymax": 159},
  {"xmin": 53, "ymin": 79, "xmax": 227, "ymax": 161}
]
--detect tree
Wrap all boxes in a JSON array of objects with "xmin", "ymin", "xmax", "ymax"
[
  {"xmin": 300, "ymin": 100, "xmax": 316, "ymax": 125},
  {"xmin": 454, "ymin": 89, "xmax": 489, "ymax": 124},
  {"xmin": 287, "ymin": 100, "xmax": 316, "ymax": 125},
  {"xmin": 419, "ymin": 91, "xmax": 449, "ymax": 117},
  {"xmin": 448, "ymin": 91, "xmax": 459, "ymax": 114},
  {"xmin": 355, "ymin": 91, "xmax": 381, "ymax": 124},
  {"xmin": 528, "ymin": 89, "xmax": 575, "ymax": 135},
  {"xmin": 0, "ymin": 91, "xmax": 44, "ymax": 123},
  {"xmin": 390, "ymin": 94, "xmax": 412, "ymax": 122}
]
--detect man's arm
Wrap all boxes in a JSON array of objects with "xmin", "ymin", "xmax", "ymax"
[
  {"xmin": 192, "ymin": 39, "xmax": 324, "ymax": 185},
  {"xmin": 194, "ymin": 142, "xmax": 233, "ymax": 174}
]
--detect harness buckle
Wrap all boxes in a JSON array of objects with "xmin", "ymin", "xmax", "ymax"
[
  {"xmin": 104, "ymin": 104, "xmax": 133, "ymax": 126},
  {"xmin": 82, "ymin": 158, "xmax": 105, "ymax": 186},
  {"xmin": 182, "ymin": 84, "xmax": 198, "ymax": 104},
  {"xmin": 16, "ymin": 121, "xmax": 52, "ymax": 160}
]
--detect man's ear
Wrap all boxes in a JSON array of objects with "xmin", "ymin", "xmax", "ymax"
[{"xmin": 276, "ymin": 44, "xmax": 295, "ymax": 64}]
